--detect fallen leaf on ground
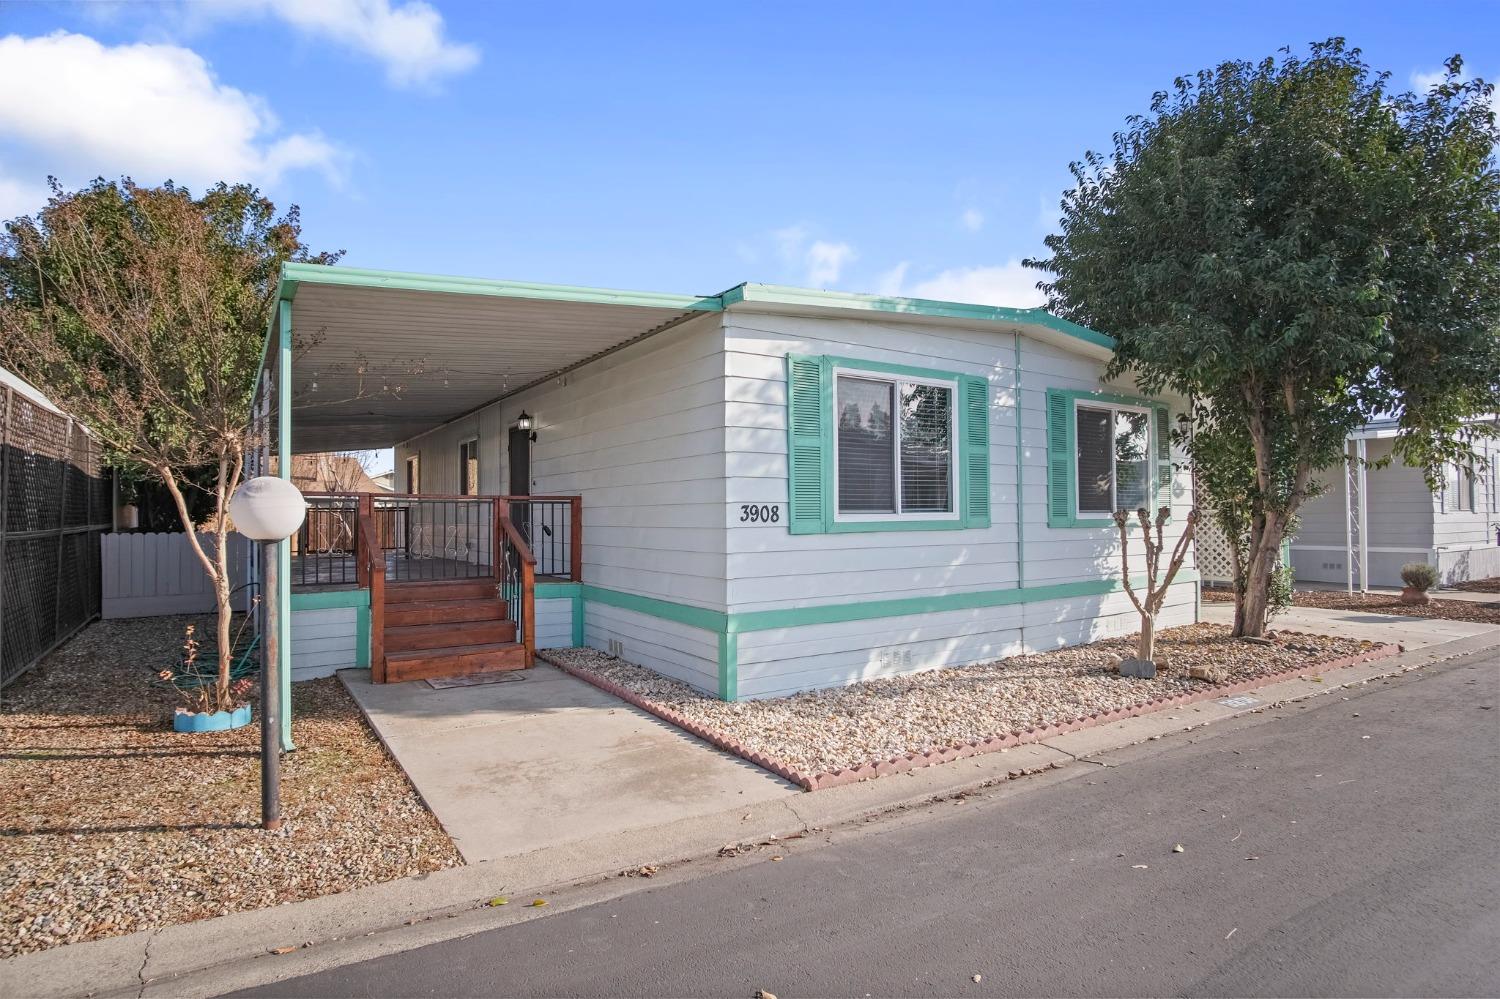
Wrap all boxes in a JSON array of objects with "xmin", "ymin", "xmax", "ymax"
[
  {"xmin": 269, "ymin": 946, "xmax": 296, "ymax": 955},
  {"xmin": 529, "ymin": 899, "xmax": 548, "ymax": 907},
  {"xmin": 1172, "ymin": 844, "xmax": 1184, "ymax": 853},
  {"xmin": 487, "ymin": 897, "xmax": 508, "ymax": 907}
]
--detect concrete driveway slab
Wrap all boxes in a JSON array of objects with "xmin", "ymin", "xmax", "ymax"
[{"xmin": 340, "ymin": 664, "xmax": 796, "ymax": 864}]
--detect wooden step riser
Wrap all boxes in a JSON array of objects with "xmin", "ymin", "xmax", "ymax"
[
  {"xmin": 385, "ymin": 580, "xmax": 499, "ymax": 604},
  {"xmin": 384, "ymin": 645, "xmax": 529, "ymax": 683},
  {"xmin": 384, "ymin": 620, "xmax": 517, "ymax": 653},
  {"xmin": 385, "ymin": 600, "xmax": 507, "ymax": 628}
]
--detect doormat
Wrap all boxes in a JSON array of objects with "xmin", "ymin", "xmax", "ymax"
[{"xmin": 427, "ymin": 673, "xmax": 526, "ymax": 690}]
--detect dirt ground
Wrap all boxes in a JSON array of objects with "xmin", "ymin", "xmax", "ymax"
[{"xmin": 0, "ymin": 616, "xmax": 460, "ymax": 957}]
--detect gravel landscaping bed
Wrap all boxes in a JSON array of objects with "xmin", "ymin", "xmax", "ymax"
[
  {"xmin": 0, "ymin": 616, "xmax": 460, "ymax": 958},
  {"xmin": 1203, "ymin": 586, "xmax": 1500, "ymax": 624},
  {"xmin": 545, "ymin": 624, "xmax": 1378, "ymax": 783},
  {"xmin": 1448, "ymin": 577, "xmax": 1500, "ymax": 594}
]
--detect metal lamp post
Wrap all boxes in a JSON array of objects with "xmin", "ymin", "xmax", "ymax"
[{"xmin": 229, "ymin": 476, "xmax": 307, "ymax": 830}]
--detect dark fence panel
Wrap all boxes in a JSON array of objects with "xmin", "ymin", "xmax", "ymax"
[{"xmin": 0, "ymin": 385, "xmax": 112, "ymax": 690}]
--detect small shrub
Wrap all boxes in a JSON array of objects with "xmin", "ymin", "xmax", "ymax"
[{"xmin": 1401, "ymin": 562, "xmax": 1439, "ymax": 591}]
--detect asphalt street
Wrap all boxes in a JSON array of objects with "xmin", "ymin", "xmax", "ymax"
[{"xmin": 234, "ymin": 651, "xmax": 1500, "ymax": 998}]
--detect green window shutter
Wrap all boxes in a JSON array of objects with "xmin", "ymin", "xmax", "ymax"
[
  {"xmin": 1154, "ymin": 406, "xmax": 1172, "ymax": 508},
  {"xmin": 1045, "ymin": 389, "xmax": 1074, "ymax": 527},
  {"xmin": 786, "ymin": 354, "xmax": 829, "ymax": 534},
  {"xmin": 960, "ymin": 375, "xmax": 991, "ymax": 528}
]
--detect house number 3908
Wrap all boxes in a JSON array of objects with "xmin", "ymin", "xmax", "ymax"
[{"xmin": 739, "ymin": 504, "xmax": 781, "ymax": 523}]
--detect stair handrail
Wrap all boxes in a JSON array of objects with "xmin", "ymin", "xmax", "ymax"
[
  {"xmin": 358, "ymin": 511, "xmax": 385, "ymax": 681},
  {"xmin": 494, "ymin": 507, "xmax": 536, "ymax": 666}
]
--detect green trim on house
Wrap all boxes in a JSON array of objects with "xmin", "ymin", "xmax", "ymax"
[
  {"xmin": 717, "ymin": 632, "xmax": 738, "ymax": 702},
  {"xmin": 727, "ymin": 571, "xmax": 1201, "ymax": 634},
  {"xmin": 276, "ymin": 299, "xmax": 295, "ymax": 752},
  {"xmin": 290, "ymin": 589, "xmax": 369, "ymax": 611},
  {"xmin": 576, "ymin": 572, "xmax": 1200, "ymax": 641},
  {"xmin": 1045, "ymin": 387, "xmax": 1171, "ymax": 529},
  {"xmin": 354, "ymin": 604, "xmax": 371, "ymax": 669},
  {"xmin": 785, "ymin": 353, "xmax": 990, "ymax": 535},
  {"xmin": 278, "ymin": 262, "xmax": 724, "ymax": 313},
  {"xmin": 571, "ymin": 591, "xmax": 585, "ymax": 647},
  {"xmin": 722, "ymin": 283, "xmax": 1114, "ymax": 350},
  {"xmin": 535, "ymin": 582, "xmax": 581, "ymax": 599},
  {"xmin": 579, "ymin": 584, "xmax": 728, "ymax": 633}
]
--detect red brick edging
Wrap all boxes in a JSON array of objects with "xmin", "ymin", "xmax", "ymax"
[{"xmin": 538, "ymin": 639, "xmax": 1403, "ymax": 792}]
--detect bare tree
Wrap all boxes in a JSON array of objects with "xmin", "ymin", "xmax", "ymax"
[
  {"xmin": 0, "ymin": 179, "xmax": 339, "ymax": 714},
  {"xmin": 1113, "ymin": 505, "xmax": 1199, "ymax": 668}
]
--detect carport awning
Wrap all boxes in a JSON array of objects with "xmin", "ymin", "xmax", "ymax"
[{"xmin": 266, "ymin": 264, "xmax": 723, "ymax": 453}]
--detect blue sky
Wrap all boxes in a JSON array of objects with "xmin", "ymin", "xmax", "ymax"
[{"xmin": 1, "ymin": 1, "xmax": 1495, "ymax": 310}]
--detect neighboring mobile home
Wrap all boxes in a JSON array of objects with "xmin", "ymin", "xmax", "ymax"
[
  {"xmin": 252, "ymin": 263, "xmax": 1196, "ymax": 717},
  {"xmin": 1289, "ymin": 418, "xmax": 1500, "ymax": 589}
]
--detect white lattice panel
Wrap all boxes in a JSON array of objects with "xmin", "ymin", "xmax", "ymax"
[{"xmin": 1195, "ymin": 515, "xmax": 1235, "ymax": 585}]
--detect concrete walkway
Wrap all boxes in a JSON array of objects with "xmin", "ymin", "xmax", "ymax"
[
  {"xmin": 340, "ymin": 663, "xmax": 796, "ymax": 863},
  {"xmin": 1202, "ymin": 601, "xmax": 1500, "ymax": 648}
]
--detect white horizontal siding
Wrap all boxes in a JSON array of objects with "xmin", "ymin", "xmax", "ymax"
[
  {"xmin": 583, "ymin": 601, "xmax": 718, "ymax": 694},
  {"xmin": 397, "ymin": 313, "xmax": 729, "ymax": 610},
  {"xmin": 535, "ymin": 596, "xmax": 574, "ymax": 649},
  {"xmin": 736, "ymin": 580, "xmax": 1197, "ymax": 699},
  {"xmin": 722, "ymin": 312, "xmax": 1194, "ymax": 613},
  {"xmin": 291, "ymin": 606, "xmax": 358, "ymax": 681}
]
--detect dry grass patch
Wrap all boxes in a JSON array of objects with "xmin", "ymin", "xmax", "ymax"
[
  {"xmin": 547, "ymin": 623, "xmax": 1374, "ymax": 780},
  {"xmin": 1447, "ymin": 577, "xmax": 1500, "ymax": 594},
  {"xmin": 1, "ymin": 616, "xmax": 460, "ymax": 957}
]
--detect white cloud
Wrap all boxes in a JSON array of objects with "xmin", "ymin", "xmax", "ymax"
[
  {"xmin": 897, "ymin": 259, "xmax": 1046, "ymax": 308},
  {"xmin": 805, "ymin": 240, "xmax": 855, "ymax": 286},
  {"xmin": 0, "ymin": 31, "xmax": 345, "ymax": 203},
  {"xmin": 960, "ymin": 207, "xmax": 985, "ymax": 232},
  {"xmin": 875, "ymin": 261, "xmax": 910, "ymax": 296},
  {"xmin": 771, "ymin": 223, "xmax": 855, "ymax": 286},
  {"xmin": 198, "ymin": 0, "xmax": 479, "ymax": 88},
  {"xmin": 1411, "ymin": 66, "xmax": 1500, "ymax": 118},
  {"xmin": 0, "ymin": 174, "xmax": 50, "ymax": 222}
]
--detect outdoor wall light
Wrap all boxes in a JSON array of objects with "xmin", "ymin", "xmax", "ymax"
[{"xmin": 515, "ymin": 411, "xmax": 537, "ymax": 442}]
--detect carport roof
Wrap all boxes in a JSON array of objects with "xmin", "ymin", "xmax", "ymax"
[{"xmin": 263, "ymin": 263, "xmax": 1113, "ymax": 453}]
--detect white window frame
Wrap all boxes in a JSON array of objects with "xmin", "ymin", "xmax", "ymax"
[
  {"xmin": 831, "ymin": 365, "xmax": 960, "ymax": 524},
  {"xmin": 1073, "ymin": 398, "xmax": 1155, "ymax": 521}
]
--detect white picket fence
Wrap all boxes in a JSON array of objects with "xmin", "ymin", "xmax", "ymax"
[{"xmin": 101, "ymin": 532, "xmax": 252, "ymax": 619}]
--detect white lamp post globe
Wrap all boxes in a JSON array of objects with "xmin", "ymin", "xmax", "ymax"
[{"xmin": 230, "ymin": 476, "xmax": 307, "ymax": 541}]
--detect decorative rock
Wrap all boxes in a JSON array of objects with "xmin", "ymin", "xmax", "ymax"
[
  {"xmin": 1118, "ymin": 658, "xmax": 1156, "ymax": 679},
  {"xmin": 1188, "ymin": 665, "xmax": 1228, "ymax": 684}
]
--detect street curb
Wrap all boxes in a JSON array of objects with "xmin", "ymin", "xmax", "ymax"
[{"xmin": 541, "ymin": 638, "xmax": 1402, "ymax": 791}]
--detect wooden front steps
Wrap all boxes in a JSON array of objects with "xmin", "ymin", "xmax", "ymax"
[{"xmin": 379, "ymin": 578, "xmax": 528, "ymax": 683}]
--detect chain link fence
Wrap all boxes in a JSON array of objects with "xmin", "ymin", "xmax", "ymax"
[{"xmin": 1, "ymin": 383, "xmax": 112, "ymax": 689}]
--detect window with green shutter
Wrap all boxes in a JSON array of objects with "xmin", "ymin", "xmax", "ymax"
[
  {"xmin": 1045, "ymin": 388, "xmax": 1172, "ymax": 528},
  {"xmin": 783, "ymin": 354, "xmax": 991, "ymax": 534}
]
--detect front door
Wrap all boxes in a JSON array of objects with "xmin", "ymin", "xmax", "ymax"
[{"xmin": 508, "ymin": 427, "xmax": 531, "ymax": 543}]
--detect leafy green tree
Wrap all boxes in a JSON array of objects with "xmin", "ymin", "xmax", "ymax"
[
  {"xmin": 0, "ymin": 178, "xmax": 340, "ymax": 712},
  {"xmin": 1028, "ymin": 40, "xmax": 1500, "ymax": 636}
]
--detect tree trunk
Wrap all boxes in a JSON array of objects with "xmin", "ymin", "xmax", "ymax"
[
  {"xmin": 1137, "ymin": 613, "xmax": 1156, "ymax": 662},
  {"xmin": 213, "ymin": 543, "xmax": 234, "ymax": 710},
  {"xmin": 1235, "ymin": 516, "xmax": 1283, "ymax": 638}
]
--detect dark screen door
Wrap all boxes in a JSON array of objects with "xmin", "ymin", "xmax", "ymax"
[{"xmin": 508, "ymin": 427, "xmax": 531, "ymax": 544}]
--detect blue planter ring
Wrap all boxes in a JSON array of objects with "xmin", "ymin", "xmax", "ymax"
[{"xmin": 174, "ymin": 703, "xmax": 253, "ymax": 733}]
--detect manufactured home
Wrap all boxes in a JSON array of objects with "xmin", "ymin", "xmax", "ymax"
[
  {"xmin": 250, "ymin": 262, "xmax": 1197, "ymax": 734},
  {"xmin": 1289, "ymin": 418, "xmax": 1500, "ymax": 589}
]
